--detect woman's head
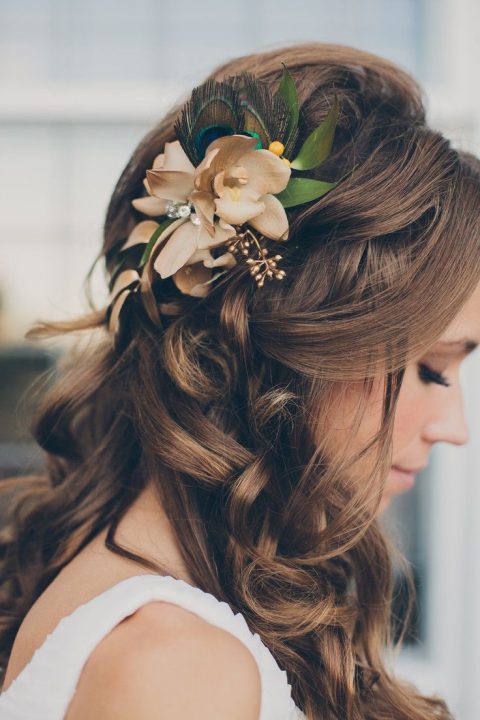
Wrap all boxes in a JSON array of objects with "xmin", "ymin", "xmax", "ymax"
[{"xmin": 2, "ymin": 42, "xmax": 480, "ymax": 719}]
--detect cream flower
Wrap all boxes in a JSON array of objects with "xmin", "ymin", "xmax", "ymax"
[
  {"xmin": 131, "ymin": 140, "xmax": 196, "ymax": 217},
  {"xmin": 192, "ymin": 134, "xmax": 291, "ymax": 240},
  {"xmin": 119, "ymin": 217, "xmax": 237, "ymax": 297},
  {"xmin": 128, "ymin": 133, "xmax": 291, "ymax": 297},
  {"xmin": 129, "ymin": 140, "xmax": 238, "ymax": 294},
  {"xmin": 151, "ymin": 215, "xmax": 238, "ymax": 297}
]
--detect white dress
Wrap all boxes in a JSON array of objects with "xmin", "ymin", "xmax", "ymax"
[{"xmin": 0, "ymin": 573, "xmax": 306, "ymax": 720}]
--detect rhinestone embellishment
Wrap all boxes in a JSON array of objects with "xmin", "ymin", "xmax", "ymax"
[{"xmin": 166, "ymin": 200, "xmax": 192, "ymax": 219}]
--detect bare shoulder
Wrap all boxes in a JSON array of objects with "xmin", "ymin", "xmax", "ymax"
[{"xmin": 65, "ymin": 600, "xmax": 261, "ymax": 720}]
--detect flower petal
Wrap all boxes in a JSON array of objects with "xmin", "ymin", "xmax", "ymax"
[
  {"xmin": 173, "ymin": 262, "xmax": 212, "ymax": 295},
  {"xmin": 190, "ymin": 190, "xmax": 215, "ymax": 235},
  {"xmin": 219, "ymin": 217, "xmax": 236, "ymax": 229},
  {"xmin": 120, "ymin": 221, "xmax": 160, "ymax": 251},
  {"xmin": 140, "ymin": 279, "xmax": 161, "ymax": 326},
  {"xmin": 203, "ymin": 251, "xmax": 237, "ymax": 269},
  {"xmin": 153, "ymin": 221, "xmax": 201, "ymax": 278},
  {"xmin": 186, "ymin": 247, "xmax": 215, "ymax": 265},
  {"xmin": 146, "ymin": 169, "xmax": 194, "ymax": 202},
  {"xmin": 205, "ymin": 134, "xmax": 258, "ymax": 170},
  {"xmin": 194, "ymin": 135, "xmax": 257, "ymax": 191},
  {"xmin": 152, "ymin": 153, "xmax": 165, "ymax": 170},
  {"xmin": 147, "ymin": 217, "xmax": 187, "ymax": 265},
  {"xmin": 193, "ymin": 148, "xmax": 221, "ymax": 192},
  {"xmin": 131, "ymin": 195, "xmax": 168, "ymax": 217},
  {"xmin": 194, "ymin": 146, "xmax": 220, "ymax": 176},
  {"xmin": 248, "ymin": 193, "xmax": 289, "ymax": 240},
  {"xmin": 109, "ymin": 287, "xmax": 132, "ymax": 337},
  {"xmin": 214, "ymin": 192, "xmax": 265, "ymax": 226},
  {"xmin": 162, "ymin": 140, "xmax": 196, "ymax": 174},
  {"xmin": 110, "ymin": 269, "xmax": 139, "ymax": 299},
  {"xmin": 198, "ymin": 219, "xmax": 237, "ymax": 249},
  {"xmin": 138, "ymin": 218, "xmax": 186, "ymax": 324},
  {"xmin": 189, "ymin": 270, "xmax": 230, "ymax": 297},
  {"xmin": 237, "ymin": 149, "xmax": 291, "ymax": 196},
  {"xmin": 214, "ymin": 219, "xmax": 237, "ymax": 246},
  {"xmin": 212, "ymin": 169, "xmax": 226, "ymax": 197}
]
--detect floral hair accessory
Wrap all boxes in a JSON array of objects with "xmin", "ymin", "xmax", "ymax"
[{"xmin": 107, "ymin": 64, "xmax": 340, "ymax": 345}]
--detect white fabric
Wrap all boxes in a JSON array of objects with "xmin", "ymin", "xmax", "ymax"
[{"xmin": 0, "ymin": 573, "xmax": 306, "ymax": 719}]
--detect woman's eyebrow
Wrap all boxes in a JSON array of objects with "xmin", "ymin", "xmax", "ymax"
[{"xmin": 435, "ymin": 338, "xmax": 479, "ymax": 354}]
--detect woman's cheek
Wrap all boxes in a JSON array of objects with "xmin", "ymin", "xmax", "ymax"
[{"xmin": 392, "ymin": 365, "xmax": 428, "ymax": 453}]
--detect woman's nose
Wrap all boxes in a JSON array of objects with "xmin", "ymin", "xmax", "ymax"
[{"xmin": 422, "ymin": 378, "xmax": 470, "ymax": 447}]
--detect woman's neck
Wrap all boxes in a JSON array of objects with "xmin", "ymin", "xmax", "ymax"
[{"xmin": 95, "ymin": 482, "xmax": 195, "ymax": 584}]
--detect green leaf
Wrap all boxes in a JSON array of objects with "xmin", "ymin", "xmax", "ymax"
[
  {"xmin": 277, "ymin": 62, "xmax": 299, "ymax": 146},
  {"xmin": 275, "ymin": 177, "xmax": 338, "ymax": 209},
  {"xmin": 290, "ymin": 94, "xmax": 339, "ymax": 171},
  {"xmin": 139, "ymin": 218, "xmax": 176, "ymax": 266}
]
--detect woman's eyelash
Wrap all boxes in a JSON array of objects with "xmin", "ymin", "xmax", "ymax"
[{"xmin": 417, "ymin": 363, "xmax": 451, "ymax": 387}]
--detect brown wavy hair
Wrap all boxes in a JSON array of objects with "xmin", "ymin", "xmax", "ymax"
[{"xmin": 1, "ymin": 42, "xmax": 480, "ymax": 718}]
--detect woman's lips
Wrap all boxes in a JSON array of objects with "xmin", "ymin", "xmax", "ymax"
[{"xmin": 390, "ymin": 465, "xmax": 416, "ymax": 490}]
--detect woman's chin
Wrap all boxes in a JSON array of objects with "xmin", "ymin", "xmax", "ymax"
[{"xmin": 379, "ymin": 467, "xmax": 418, "ymax": 513}]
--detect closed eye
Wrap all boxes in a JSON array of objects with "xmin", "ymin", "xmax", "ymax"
[{"xmin": 417, "ymin": 363, "xmax": 451, "ymax": 388}]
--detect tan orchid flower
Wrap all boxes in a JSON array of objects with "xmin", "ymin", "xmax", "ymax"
[
  {"xmin": 192, "ymin": 134, "xmax": 291, "ymax": 241},
  {"xmin": 131, "ymin": 141, "xmax": 196, "ymax": 217},
  {"xmin": 127, "ymin": 133, "xmax": 291, "ymax": 299},
  {"xmin": 173, "ymin": 250, "xmax": 237, "ymax": 297},
  {"xmin": 152, "ymin": 215, "xmax": 237, "ymax": 279},
  {"xmin": 119, "ymin": 215, "xmax": 237, "ymax": 298},
  {"xmin": 108, "ymin": 269, "xmax": 139, "ymax": 338},
  {"xmin": 129, "ymin": 140, "xmax": 238, "ymax": 284}
]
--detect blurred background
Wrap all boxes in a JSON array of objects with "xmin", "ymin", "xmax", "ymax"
[{"xmin": 0, "ymin": 0, "xmax": 479, "ymax": 716}]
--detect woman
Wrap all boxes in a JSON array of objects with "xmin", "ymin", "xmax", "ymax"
[{"xmin": 0, "ymin": 42, "xmax": 479, "ymax": 719}]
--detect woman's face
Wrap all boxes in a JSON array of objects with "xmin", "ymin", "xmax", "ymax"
[
  {"xmin": 381, "ymin": 280, "xmax": 480, "ymax": 512},
  {"xmin": 321, "ymin": 281, "xmax": 480, "ymax": 513}
]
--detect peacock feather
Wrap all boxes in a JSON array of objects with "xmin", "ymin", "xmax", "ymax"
[
  {"xmin": 229, "ymin": 71, "xmax": 292, "ymax": 154},
  {"xmin": 174, "ymin": 71, "xmax": 295, "ymax": 166},
  {"xmin": 174, "ymin": 77, "xmax": 243, "ymax": 166},
  {"xmin": 172, "ymin": 63, "xmax": 341, "ymax": 210}
]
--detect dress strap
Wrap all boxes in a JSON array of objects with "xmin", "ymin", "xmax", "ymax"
[{"xmin": 0, "ymin": 574, "xmax": 304, "ymax": 720}]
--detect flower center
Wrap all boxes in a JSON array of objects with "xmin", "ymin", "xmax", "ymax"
[{"xmin": 226, "ymin": 186, "xmax": 242, "ymax": 202}]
